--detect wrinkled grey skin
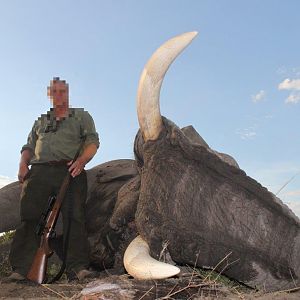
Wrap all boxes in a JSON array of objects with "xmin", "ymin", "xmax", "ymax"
[
  {"xmin": 0, "ymin": 182, "xmax": 21, "ymax": 233},
  {"xmin": 132, "ymin": 117, "xmax": 300, "ymax": 291},
  {"xmin": 1, "ymin": 126, "xmax": 299, "ymax": 291}
]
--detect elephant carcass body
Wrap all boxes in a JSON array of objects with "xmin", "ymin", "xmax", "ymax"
[
  {"xmin": 85, "ymin": 159, "xmax": 139, "ymax": 269},
  {"xmin": 133, "ymin": 117, "xmax": 300, "ymax": 291},
  {"xmin": 0, "ymin": 159, "xmax": 139, "ymax": 271},
  {"xmin": 0, "ymin": 182, "xmax": 21, "ymax": 233}
]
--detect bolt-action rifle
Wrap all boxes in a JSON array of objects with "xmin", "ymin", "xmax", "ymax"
[{"xmin": 26, "ymin": 138, "xmax": 85, "ymax": 284}]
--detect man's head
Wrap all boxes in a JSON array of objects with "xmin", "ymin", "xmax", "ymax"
[{"xmin": 47, "ymin": 77, "xmax": 69, "ymax": 114}]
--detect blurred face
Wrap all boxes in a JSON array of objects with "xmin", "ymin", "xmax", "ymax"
[{"xmin": 48, "ymin": 80, "xmax": 69, "ymax": 114}]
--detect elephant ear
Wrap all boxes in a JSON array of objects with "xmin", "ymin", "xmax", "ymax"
[{"xmin": 0, "ymin": 182, "xmax": 21, "ymax": 233}]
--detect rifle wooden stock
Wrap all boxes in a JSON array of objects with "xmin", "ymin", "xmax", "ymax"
[
  {"xmin": 27, "ymin": 247, "xmax": 50, "ymax": 283},
  {"xmin": 27, "ymin": 174, "xmax": 71, "ymax": 284}
]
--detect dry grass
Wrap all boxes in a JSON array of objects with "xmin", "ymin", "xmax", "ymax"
[
  {"xmin": 133, "ymin": 250, "xmax": 250, "ymax": 299},
  {"xmin": 1, "ymin": 235, "xmax": 299, "ymax": 299},
  {"xmin": 0, "ymin": 230, "xmax": 14, "ymax": 277}
]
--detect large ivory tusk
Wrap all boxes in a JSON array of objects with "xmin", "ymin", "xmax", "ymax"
[
  {"xmin": 123, "ymin": 235, "xmax": 180, "ymax": 280},
  {"xmin": 137, "ymin": 31, "xmax": 198, "ymax": 141}
]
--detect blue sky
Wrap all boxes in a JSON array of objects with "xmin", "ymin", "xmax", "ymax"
[{"xmin": 0, "ymin": 1, "xmax": 299, "ymax": 215}]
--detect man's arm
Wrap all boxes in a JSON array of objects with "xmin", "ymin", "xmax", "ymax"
[
  {"xmin": 18, "ymin": 149, "xmax": 33, "ymax": 183},
  {"xmin": 68, "ymin": 143, "xmax": 98, "ymax": 177},
  {"xmin": 68, "ymin": 111, "xmax": 99, "ymax": 177},
  {"xmin": 19, "ymin": 120, "xmax": 38, "ymax": 182}
]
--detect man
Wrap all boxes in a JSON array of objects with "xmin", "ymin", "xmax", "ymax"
[{"xmin": 7, "ymin": 77, "xmax": 99, "ymax": 282}]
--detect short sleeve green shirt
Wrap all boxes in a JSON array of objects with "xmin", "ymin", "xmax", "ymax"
[{"xmin": 22, "ymin": 108, "xmax": 99, "ymax": 164}]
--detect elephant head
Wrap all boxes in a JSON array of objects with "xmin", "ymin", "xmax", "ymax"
[{"xmin": 119, "ymin": 32, "xmax": 300, "ymax": 292}]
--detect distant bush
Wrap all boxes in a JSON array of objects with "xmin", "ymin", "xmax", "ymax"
[{"xmin": 0, "ymin": 231, "xmax": 15, "ymax": 277}]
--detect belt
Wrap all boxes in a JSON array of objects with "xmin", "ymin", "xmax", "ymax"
[{"xmin": 33, "ymin": 160, "xmax": 69, "ymax": 166}]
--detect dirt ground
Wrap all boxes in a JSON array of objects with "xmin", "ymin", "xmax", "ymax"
[
  {"xmin": 1, "ymin": 272, "xmax": 300, "ymax": 299},
  {"xmin": 1, "ymin": 239, "xmax": 300, "ymax": 299}
]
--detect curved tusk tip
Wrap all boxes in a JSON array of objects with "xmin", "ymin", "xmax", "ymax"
[
  {"xmin": 186, "ymin": 31, "xmax": 198, "ymax": 37},
  {"xmin": 180, "ymin": 31, "xmax": 199, "ymax": 42}
]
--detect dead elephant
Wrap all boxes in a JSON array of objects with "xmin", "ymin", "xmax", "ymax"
[
  {"xmin": 114, "ymin": 32, "xmax": 300, "ymax": 292},
  {"xmin": 1, "ymin": 32, "xmax": 300, "ymax": 292}
]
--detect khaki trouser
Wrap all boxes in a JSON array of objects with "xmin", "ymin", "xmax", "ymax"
[{"xmin": 9, "ymin": 164, "xmax": 89, "ymax": 276}]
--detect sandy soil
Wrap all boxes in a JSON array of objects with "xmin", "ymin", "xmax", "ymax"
[
  {"xmin": 1, "ymin": 241, "xmax": 300, "ymax": 299},
  {"xmin": 1, "ymin": 273, "xmax": 300, "ymax": 300}
]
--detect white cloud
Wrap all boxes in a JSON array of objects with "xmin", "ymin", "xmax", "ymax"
[
  {"xmin": 276, "ymin": 67, "xmax": 300, "ymax": 77},
  {"xmin": 0, "ymin": 175, "xmax": 15, "ymax": 189},
  {"xmin": 241, "ymin": 131, "xmax": 256, "ymax": 140},
  {"xmin": 236, "ymin": 126, "xmax": 257, "ymax": 140},
  {"xmin": 285, "ymin": 93, "xmax": 300, "ymax": 104},
  {"xmin": 251, "ymin": 90, "xmax": 266, "ymax": 103},
  {"xmin": 264, "ymin": 114, "xmax": 274, "ymax": 119},
  {"xmin": 278, "ymin": 78, "xmax": 300, "ymax": 105},
  {"xmin": 278, "ymin": 78, "xmax": 300, "ymax": 91},
  {"xmin": 276, "ymin": 66, "xmax": 287, "ymax": 75}
]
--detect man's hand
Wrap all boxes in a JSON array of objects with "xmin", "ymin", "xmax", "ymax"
[
  {"xmin": 68, "ymin": 143, "xmax": 98, "ymax": 177},
  {"xmin": 18, "ymin": 163, "xmax": 30, "ymax": 183},
  {"xmin": 18, "ymin": 149, "xmax": 33, "ymax": 183},
  {"xmin": 68, "ymin": 158, "xmax": 86, "ymax": 178}
]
